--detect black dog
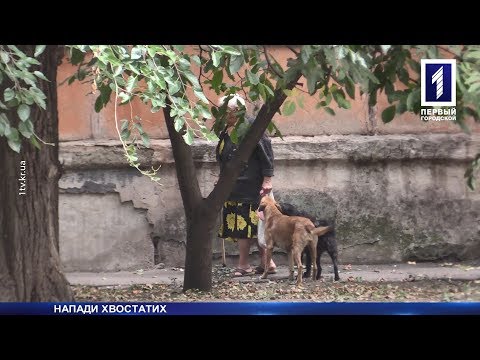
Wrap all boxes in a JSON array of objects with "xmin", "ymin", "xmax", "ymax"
[{"xmin": 278, "ymin": 202, "xmax": 340, "ymax": 281}]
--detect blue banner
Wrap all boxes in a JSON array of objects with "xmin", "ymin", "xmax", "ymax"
[{"xmin": 1, "ymin": 302, "xmax": 480, "ymax": 315}]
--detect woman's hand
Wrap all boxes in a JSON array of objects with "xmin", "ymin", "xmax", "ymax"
[{"xmin": 260, "ymin": 177, "xmax": 272, "ymax": 196}]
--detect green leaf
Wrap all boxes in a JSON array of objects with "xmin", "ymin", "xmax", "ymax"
[
  {"xmin": 141, "ymin": 132, "xmax": 150, "ymax": 148},
  {"xmin": 94, "ymin": 96, "xmax": 103, "ymax": 112},
  {"xmin": 33, "ymin": 71, "xmax": 49, "ymax": 81},
  {"xmin": 345, "ymin": 77, "xmax": 355, "ymax": 99},
  {"xmin": 267, "ymin": 121, "xmax": 283, "ymax": 139},
  {"xmin": 174, "ymin": 117, "xmax": 185, "ymax": 132},
  {"xmin": 134, "ymin": 122, "xmax": 145, "ymax": 134},
  {"xmin": 114, "ymin": 66, "xmax": 123, "ymax": 77},
  {"xmin": 30, "ymin": 135, "xmax": 41, "ymax": 149},
  {"xmin": 324, "ymin": 107, "xmax": 335, "ymax": 116},
  {"xmin": 222, "ymin": 46, "xmax": 241, "ymax": 55},
  {"xmin": 297, "ymin": 96, "xmax": 305, "ymax": 109},
  {"xmin": 178, "ymin": 56, "xmax": 191, "ymax": 68},
  {"xmin": 212, "ymin": 51, "xmax": 222, "ymax": 67},
  {"xmin": 0, "ymin": 114, "xmax": 10, "ymax": 136},
  {"xmin": 34, "ymin": 45, "xmax": 46, "ymax": 57},
  {"xmin": 398, "ymin": 68, "xmax": 409, "ymax": 85},
  {"xmin": 407, "ymin": 88, "xmax": 420, "ymax": 111},
  {"xmin": 0, "ymin": 114, "xmax": 8, "ymax": 135},
  {"xmin": 192, "ymin": 55, "xmax": 201, "ymax": 66},
  {"xmin": 173, "ymin": 45, "xmax": 185, "ymax": 51},
  {"xmin": 282, "ymin": 100, "xmax": 296, "ymax": 116},
  {"xmin": 70, "ymin": 47, "xmax": 85, "ymax": 65},
  {"xmin": 183, "ymin": 128, "xmax": 194, "ymax": 145},
  {"xmin": 211, "ymin": 70, "xmax": 223, "ymax": 89},
  {"xmin": 121, "ymin": 128, "xmax": 131, "ymax": 141},
  {"xmin": 396, "ymin": 100, "xmax": 407, "ymax": 114},
  {"xmin": 194, "ymin": 89, "xmax": 209, "ymax": 104},
  {"xmin": 229, "ymin": 54, "xmax": 244, "ymax": 74},
  {"xmin": 230, "ymin": 128, "xmax": 238, "ymax": 144},
  {"xmin": 121, "ymin": 119, "xmax": 129, "ymax": 132},
  {"xmin": 8, "ymin": 138, "xmax": 21, "ymax": 153},
  {"xmin": 333, "ymin": 90, "xmax": 351, "ymax": 109},
  {"xmin": 18, "ymin": 119, "xmax": 33, "ymax": 138},
  {"xmin": 301, "ymin": 45, "xmax": 312, "ymax": 64},
  {"xmin": 7, "ymin": 128, "xmax": 20, "ymax": 153},
  {"xmin": 0, "ymin": 51, "xmax": 9, "ymax": 64},
  {"xmin": 131, "ymin": 47, "xmax": 143, "ymax": 60},
  {"xmin": 168, "ymin": 81, "xmax": 180, "ymax": 95},
  {"xmin": 408, "ymin": 59, "xmax": 420, "ymax": 74},
  {"xmin": 100, "ymin": 84, "xmax": 112, "ymax": 105},
  {"xmin": 246, "ymin": 70, "xmax": 259, "ymax": 85},
  {"xmin": 197, "ymin": 104, "xmax": 212, "ymax": 119},
  {"xmin": 258, "ymin": 84, "xmax": 267, "ymax": 102},
  {"xmin": 183, "ymin": 70, "xmax": 200, "ymax": 89},
  {"xmin": 4, "ymin": 88, "xmax": 14, "ymax": 102},
  {"xmin": 381, "ymin": 105, "xmax": 396, "ymax": 123},
  {"xmin": 380, "ymin": 45, "xmax": 391, "ymax": 54},
  {"xmin": 306, "ymin": 70, "xmax": 320, "ymax": 95},
  {"xmin": 17, "ymin": 104, "xmax": 30, "ymax": 121},
  {"xmin": 126, "ymin": 76, "xmax": 137, "ymax": 93}
]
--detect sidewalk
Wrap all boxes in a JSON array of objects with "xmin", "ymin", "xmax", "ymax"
[{"xmin": 66, "ymin": 261, "xmax": 480, "ymax": 287}]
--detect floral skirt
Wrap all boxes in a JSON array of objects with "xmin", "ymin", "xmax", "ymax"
[{"xmin": 218, "ymin": 201, "xmax": 259, "ymax": 241}]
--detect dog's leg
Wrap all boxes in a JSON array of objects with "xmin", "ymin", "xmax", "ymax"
[
  {"xmin": 316, "ymin": 248, "xmax": 323, "ymax": 280},
  {"xmin": 293, "ymin": 248, "xmax": 303, "ymax": 286},
  {"xmin": 288, "ymin": 250, "xmax": 294, "ymax": 281},
  {"xmin": 309, "ymin": 238, "xmax": 317, "ymax": 281},
  {"xmin": 303, "ymin": 247, "xmax": 311, "ymax": 279},
  {"xmin": 261, "ymin": 246, "xmax": 274, "ymax": 280},
  {"xmin": 329, "ymin": 250, "xmax": 340, "ymax": 281}
]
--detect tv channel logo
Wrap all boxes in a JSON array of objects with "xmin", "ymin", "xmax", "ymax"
[{"xmin": 421, "ymin": 59, "xmax": 456, "ymax": 107}]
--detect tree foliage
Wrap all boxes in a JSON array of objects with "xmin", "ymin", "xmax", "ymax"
[
  {"xmin": 0, "ymin": 45, "xmax": 48, "ymax": 152},
  {"xmin": 2, "ymin": 45, "xmax": 480, "ymax": 188},
  {"xmin": 66, "ymin": 45, "xmax": 480, "ymax": 189}
]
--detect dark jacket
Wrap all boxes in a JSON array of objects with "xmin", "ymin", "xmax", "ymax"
[{"xmin": 215, "ymin": 124, "xmax": 274, "ymax": 205}]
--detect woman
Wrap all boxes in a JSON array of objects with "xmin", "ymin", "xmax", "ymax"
[{"xmin": 216, "ymin": 94, "xmax": 277, "ymax": 277}]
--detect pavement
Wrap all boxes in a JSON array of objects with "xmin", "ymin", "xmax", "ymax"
[{"xmin": 66, "ymin": 261, "xmax": 480, "ymax": 287}]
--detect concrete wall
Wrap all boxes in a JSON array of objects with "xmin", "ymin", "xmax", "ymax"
[{"xmin": 59, "ymin": 134, "xmax": 480, "ymax": 271}]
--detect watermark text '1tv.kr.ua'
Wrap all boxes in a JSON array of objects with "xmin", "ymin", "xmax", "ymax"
[{"xmin": 19, "ymin": 160, "xmax": 26, "ymax": 195}]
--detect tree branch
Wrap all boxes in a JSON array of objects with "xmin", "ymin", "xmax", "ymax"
[
  {"xmin": 287, "ymin": 46, "xmax": 300, "ymax": 56},
  {"xmin": 263, "ymin": 46, "xmax": 284, "ymax": 79},
  {"xmin": 207, "ymin": 71, "xmax": 303, "ymax": 209},
  {"xmin": 163, "ymin": 99, "xmax": 202, "ymax": 218}
]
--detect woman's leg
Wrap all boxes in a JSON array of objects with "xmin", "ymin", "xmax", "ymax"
[
  {"xmin": 233, "ymin": 238, "xmax": 254, "ymax": 275},
  {"xmin": 237, "ymin": 238, "xmax": 252, "ymax": 269}
]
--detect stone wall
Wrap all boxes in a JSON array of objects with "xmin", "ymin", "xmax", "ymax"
[{"xmin": 59, "ymin": 133, "xmax": 480, "ymax": 271}]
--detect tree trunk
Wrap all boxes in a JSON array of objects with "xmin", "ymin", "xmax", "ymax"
[
  {"xmin": 183, "ymin": 202, "xmax": 218, "ymax": 291},
  {"xmin": 163, "ymin": 66, "xmax": 302, "ymax": 292},
  {"xmin": 0, "ymin": 45, "xmax": 72, "ymax": 301}
]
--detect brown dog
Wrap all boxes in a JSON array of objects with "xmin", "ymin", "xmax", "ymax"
[{"xmin": 257, "ymin": 195, "xmax": 331, "ymax": 285}]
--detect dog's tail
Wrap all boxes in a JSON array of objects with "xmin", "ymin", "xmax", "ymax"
[{"xmin": 308, "ymin": 226, "xmax": 331, "ymax": 236}]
